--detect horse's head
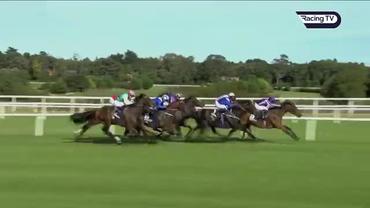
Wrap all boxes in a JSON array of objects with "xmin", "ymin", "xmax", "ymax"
[
  {"xmin": 135, "ymin": 93, "xmax": 154, "ymax": 109},
  {"xmin": 184, "ymin": 96, "xmax": 204, "ymax": 107},
  {"xmin": 281, "ymin": 100, "xmax": 302, "ymax": 117}
]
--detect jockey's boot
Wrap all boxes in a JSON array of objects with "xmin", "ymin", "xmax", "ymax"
[
  {"xmin": 249, "ymin": 114, "xmax": 257, "ymax": 122},
  {"xmin": 261, "ymin": 110, "xmax": 268, "ymax": 120},
  {"xmin": 144, "ymin": 114, "xmax": 152, "ymax": 123},
  {"xmin": 113, "ymin": 107, "xmax": 121, "ymax": 119}
]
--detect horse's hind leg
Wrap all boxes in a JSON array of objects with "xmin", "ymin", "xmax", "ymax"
[
  {"xmin": 181, "ymin": 123, "xmax": 193, "ymax": 137},
  {"xmin": 282, "ymin": 125, "xmax": 300, "ymax": 141},
  {"xmin": 102, "ymin": 124, "xmax": 122, "ymax": 144},
  {"xmin": 211, "ymin": 126, "xmax": 222, "ymax": 137},
  {"xmin": 74, "ymin": 120, "xmax": 98, "ymax": 140},
  {"xmin": 227, "ymin": 129, "xmax": 237, "ymax": 138}
]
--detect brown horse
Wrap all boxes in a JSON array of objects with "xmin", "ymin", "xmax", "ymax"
[
  {"xmin": 148, "ymin": 96, "xmax": 204, "ymax": 136},
  {"xmin": 237, "ymin": 100, "xmax": 303, "ymax": 140},
  {"xmin": 188, "ymin": 104, "xmax": 248, "ymax": 138},
  {"xmin": 70, "ymin": 94, "xmax": 154, "ymax": 144}
]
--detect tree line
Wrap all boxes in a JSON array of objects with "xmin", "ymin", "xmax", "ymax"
[{"xmin": 0, "ymin": 47, "xmax": 369, "ymax": 97}]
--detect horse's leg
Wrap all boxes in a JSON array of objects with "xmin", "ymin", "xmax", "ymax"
[
  {"xmin": 244, "ymin": 127, "xmax": 257, "ymax": 140},
  {"xmin": 282, "ymin": 125, "xmax": 300, "ymax": 141},
  {"xmin": 74, "ymin": 119, "xmax": 99, "ymax": 139},
  {"xmin": 278, "ymin": 125, "xmax": 299, "ymax": 141},
  {"xmin": 176, "ymin": 125, "xmax": 183, "ymax": 136},
  {"xmin": 102, "ymin": 123, "xmax": 122, "ymax": 144},
  {"xmin": 180, "ymin": 121, "xmax": 193, "ymax": 137},
  {"xmin": 211, "ymin": 126, "xmax": 222, "ymax": 137},
  {"xmin": 186, "ymin": 124, "xmax": 199, "ymax": 137},
  {"xmin": 227, "ymin": 128, "xmax": 237, "ymax": 138}
]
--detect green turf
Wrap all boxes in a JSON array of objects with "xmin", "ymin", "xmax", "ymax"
[{"xmin": 0, "ymin": 117, "xmax": 370, "ymax": 208}]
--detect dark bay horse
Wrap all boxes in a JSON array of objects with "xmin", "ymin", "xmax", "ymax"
[
  {"xmin": 70, "ymin": 94, "xmax": 154, "ymax": 144},
  {"xmin": 147, "ymin": 96, "xmax": 204, "ymax": 136},
  {"xmin": 188, "ymin": 104, "xmax": 249, "ymax": 138},
  {"xmin": 238, "ymin": 100, "xmax": 303, "ymax": 140}
]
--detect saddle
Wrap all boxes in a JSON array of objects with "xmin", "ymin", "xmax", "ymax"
[
  {"xmin": 214, "ymin": 110, "xmax": 238, "ymax": 127},
  {"xmin": 113, "ymin": 106, "xmax": 125, "ymax": 119},
  {"xmin": 254, "ymin": 110, "xmax": 268, "ymax": 121}
]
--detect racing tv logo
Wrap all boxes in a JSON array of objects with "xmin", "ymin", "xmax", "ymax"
[{"xmin": 296, "ymin": 11, "xmax": 341, "ymax": 29}]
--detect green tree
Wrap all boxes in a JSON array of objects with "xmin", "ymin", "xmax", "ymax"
[
  {"xmin": 141, "ymin": 76, "xmax": 153, "ymax": 89},
  {"xmin": 129, "ymin": 78, "xmax": 142, "ymax": 90},
  {"xmin": 49, "ymin": 79, "xmax": 68, "ymax": 94},
  {"xmin": 64, "ymin": 75, "xmax": 90, "ymax": 92},
  {"xmin": 321, "ymin": 67, "xmax": 368, "ymax": 97}
]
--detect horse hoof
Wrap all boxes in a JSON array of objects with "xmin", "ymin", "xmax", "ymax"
[
  {"xmin": 73, "ymin": 129, "xmax": 82, "ymax": 135},
  {"xmin": 114, "ymin": 136, "xmax": 122, "ymax": 144}
]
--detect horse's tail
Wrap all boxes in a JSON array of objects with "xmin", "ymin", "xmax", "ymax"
[{"xmin": 70, "ymin": 110, "xmax": 96, "ymax": 124}]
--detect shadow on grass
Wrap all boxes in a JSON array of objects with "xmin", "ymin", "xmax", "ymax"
[
  {"xmin": 63, "ymin": 136, "xmax": 159, "ymax": 145},
  {"xmin": 62, "ymin": 135, "xmax": 270, "ymax": 145},
  {"xmin": 180, "ymin": 136, "xmax": 269, "ymax": 143}
]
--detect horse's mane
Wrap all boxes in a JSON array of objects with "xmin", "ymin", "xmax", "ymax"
[
  {"xmin": 238, "ymin": 100, "xmax": 253, "ymax": 105},
  {"xmin": 270, "ymin": 100, "xmax": 295, "ymax": 110},
  {"xmin": 281, "ymin": 100, "xmax": 294, "ymax": 106},
  {"xmin": 134, "ymin": 93, "xmax": 147, "ymax": 102},
  {"xmin": 183, "ymin": 95, "xmax": 195, "ymax": 102}
]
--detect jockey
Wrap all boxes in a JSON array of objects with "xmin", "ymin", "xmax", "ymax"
[
  {"xmin": 112, "ymin": 90, "xmax": 136, "ymax": 119},
  {"xmin": 148, "ymin": 93, "xmax": 172, "ymax": 129},
  {"xmin": 250, "ymin": 96, "xmax": 280, "ymax": 121},
  {"xmin": 175, "ymin": 93, "xmax": 182, "ymax": 101},
  {"xmin": 212, "ymin": 92, "xmax": 236, "ymax": 118},
  {"xmin": 153, "ymin": 93, "xmax": 171, "ymax": 111}
]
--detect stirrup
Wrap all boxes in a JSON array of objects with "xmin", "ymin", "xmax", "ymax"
[{"xmin": 113, "ymin": 113, "xmax": 120, "ymax": 119}]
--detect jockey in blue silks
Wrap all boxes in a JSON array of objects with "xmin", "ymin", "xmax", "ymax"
[
  {"xmin": 211, "ymin": 92, "xmax": 236, "ymax": 118},
  {"xmin": 153, "ymin": 94, "xmax": 171, "ymax": 111},
  {"xmin": 149, "ymin": 93, "xmax": 182, "ymax": 129},
  {"xmin": 250, "ymin": 96, "xmax": 280, "ymax": 121}
]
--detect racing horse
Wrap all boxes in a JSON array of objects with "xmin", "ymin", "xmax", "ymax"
[
  {"xmin": 237, "ymin": 100, "xmax": 303, "ymax": 140},
  {"xmin": 187, "ymin": 104, "xmax": 249, "ymax": 138},
  {"xmin": 147, "ymin": 96, "xmax": 204, "ymax": 136},
  {"xmin": 70, "ymin": 94, "xmax": 154, "ymax": 144}
]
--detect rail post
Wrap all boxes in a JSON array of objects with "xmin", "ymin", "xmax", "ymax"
[
  {"xmin": 312, "ymin": 100, "xmax": 319, "ymax": 117},
  {"xmin": 35, "ymin": 116, "xmax": 46, "ymax": 136},
  {"xmin": 305, "ymin": 120, "xmax": 317, "ymax": 141},
  {"xmin": 70, "ymin": 98, "xmax": 75, "ymax": 113},
  {"xmin": 348, "ymin": 100, "xmax": 355, "ymax": 117},
  {"xmin": 109, "ymin": 125, "xmax": 115, "ymax": 134},
  {"xmin": 41, "ymin": 98, "xmax": 47, "ymax": 114},
  {"xmin": 0, "ymin": 106, "xmax": 4, "ymax": 119},
  {"xmin": 333, "ymin": 109, "xmax": 341, "ymax": 124},
  {"xmin": 11, "ymin": 97, "xmax": 16, "ymax": 112}
]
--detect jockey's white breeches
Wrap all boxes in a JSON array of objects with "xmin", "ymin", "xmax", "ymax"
[
  {"xmin": 254, "ymin": 103, "xmax": 268, "ymax": 111},
  {"xmin": 215, "ymin": 101, "xmax": 228, "ymax": 110},
  {"xmin": 113, "ymin": 100, "xmax": 124, "ymax": 107}
]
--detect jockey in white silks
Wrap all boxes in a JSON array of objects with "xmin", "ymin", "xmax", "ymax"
[{"xmin": 250, "ymin": 96, "xmax": 280, "ymax": 122}]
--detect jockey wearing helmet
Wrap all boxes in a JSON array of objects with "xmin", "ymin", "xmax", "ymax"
[
  {"xmin": 250, "ymin": 96, "xmax": 280, "ymax": 121},
  {"xmin": 212, "ymin": 92, "xmax": 236, "ymax": 118},
  {"xmin": 152, "ymin": 93, "xmax": 171, "ymax": 111},
  {"xmin": 148, "ymin": 93, "xmax": 172, "ymax": 129},
  {"xmin": 112, "ymin": 90, "xmax": 136, "ymax": 119}
]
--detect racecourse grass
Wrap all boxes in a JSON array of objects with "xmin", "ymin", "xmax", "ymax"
[{"xmin": 0, "ymin": 117, "xmax": 370, "ymax": 208}]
